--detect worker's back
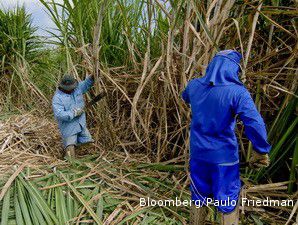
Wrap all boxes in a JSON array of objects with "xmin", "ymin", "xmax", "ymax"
[{"xmin": 182, "ymin": 50, "xmax": 271, "ymax": 164}]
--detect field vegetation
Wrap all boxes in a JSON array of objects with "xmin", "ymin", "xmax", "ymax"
[{"xmin": 0, "ymin": 0, "xmax": 297, "ymax": 224}]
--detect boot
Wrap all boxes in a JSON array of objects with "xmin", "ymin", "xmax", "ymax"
[
  {"xmin": 190, "ymin": 205, "xmax": 208, "ymax": 225},
  {"xmin": 65, "ymin": 145, "xmax": 75, "ymax": 159},
  {"xmin": 221, "ymin": 204, "xmax": 239, "ymax": 225}
]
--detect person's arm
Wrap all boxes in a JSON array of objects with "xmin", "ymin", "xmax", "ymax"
[
  {"xmin": 234, "ymin": 89, "xmax": 271, "ymax": 154},
  {"xmin": 52, "ymin": 97, "xmax": 75, "ymax": 122},
  {"xmin": 78, "ymin": 76, "xmax": 94, "ymax": 94}
]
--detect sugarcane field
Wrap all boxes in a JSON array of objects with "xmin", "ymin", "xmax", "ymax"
[{"xmin": 0, "ymin": 0, "xmax": 297, "ymax": 224}]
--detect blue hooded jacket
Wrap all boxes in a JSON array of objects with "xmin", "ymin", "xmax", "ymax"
[
  {"xmin": 182, "ymin": 50, "xmax": 271, "ymax": 164},
  {"xmin": 52, "ymin": 76, "xmax": 94, "ymax": 139}
]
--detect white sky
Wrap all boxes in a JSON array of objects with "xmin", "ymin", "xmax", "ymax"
[{"xmin": 0, "ymin": 0, "xmax": 59, "ymax": 36}]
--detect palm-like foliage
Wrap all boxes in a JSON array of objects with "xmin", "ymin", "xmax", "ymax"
[
  {"xmin": 40, "ymin": 0, "xmax": 167, "ymax": 68},
  {"xmin": 0, "ymin": 157, "xmax": 189, "ymax": 224},
  {"xmin": 0, "ymin": 6, "xmax": 40, "ymax": 73},
  {"xmin": 0, "ymin": 6, "xmax": 59, "ymax": 109}
]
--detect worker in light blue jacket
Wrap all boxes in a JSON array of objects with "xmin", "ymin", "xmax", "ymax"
[
  {"xmin": 52, "ymin": 74, "xmax": 94, "ymax": 158},
  {"xmin": 182, "ymin": 50, "xmax": 271, "ymax": 225}
]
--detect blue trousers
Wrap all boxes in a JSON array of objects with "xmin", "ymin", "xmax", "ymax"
[{"xmin": 190, "ymin": 158, "xmax": 241, "ymax": 213}]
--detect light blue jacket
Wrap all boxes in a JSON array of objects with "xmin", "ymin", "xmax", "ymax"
[{"xmin": 52, "ymin": 77, "xmax": 94, "ymax": 138}]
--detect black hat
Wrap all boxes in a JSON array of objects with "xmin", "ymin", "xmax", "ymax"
[{"xmin": 59, "ymin": 74, "xmax": 78, "ymax": 91}]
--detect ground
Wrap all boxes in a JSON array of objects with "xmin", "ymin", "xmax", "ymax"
[{"xmin": 0, "ymin": 114, "xmax": 296, "ymax": 224}]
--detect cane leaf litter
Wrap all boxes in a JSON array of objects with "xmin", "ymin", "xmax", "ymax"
[{"xmin": 0, "ymin": 0, "xmax": 297, "ymax": 224}]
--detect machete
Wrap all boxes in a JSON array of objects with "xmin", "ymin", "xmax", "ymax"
[{"xmin": 85, "ymin": 91, "xmax": 107, "ymax": 109}]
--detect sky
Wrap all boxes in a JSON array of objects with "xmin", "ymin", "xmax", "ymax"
[{"xmin": 0, "ymin": 0, "xmax": 59, "ymax": 37}]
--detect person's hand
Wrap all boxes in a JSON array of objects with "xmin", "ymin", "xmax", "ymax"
[
  {"xmin": 249, "ymin": 151, "xmax": 270, "ymax": 168},
  {"xmin": 73, "ymin": 107, "xmax": 84, "ymax": 117}
]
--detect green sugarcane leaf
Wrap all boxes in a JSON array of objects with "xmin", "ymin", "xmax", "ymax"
[
  {"xmin": 251, "ymin": 214, "xmax": 264, "ymax": 225},
  {"xmin": 14, "ymin": 183, "xmax": 24, "ymax": 225},
  {"xmin": 29, "ymin": 197, "xmax": 47, "ymax": 225},
  {"xmin": 255, "ymin": 117, "xmax": 298, "ymax": 181},
  {"xmin": 140, "ymin": 214, "xmax": 157, "ymax": 224},
  {"xmin": 288, "ymin": 137, "xmax": 298, "ymax": 193},
  {"xmin": 54, "ymin": 187, "xmax": 61, "ymax": 223},
  {"xmin": 117, "ymin": 208, "xmax": 148, "ymax": 225},
  {"xmin": 18, "ymin": 174, "xmax": 58, "ymax": 224},
  {"xmin": 1, "ymin": 186, "xmax": 11, "ymax": 225},
  {"xmin": 96, "ymin": 195, "xmax": 104, "ymax": 221},
  {"xmin": 55, "ymin": 186, "xmax": 69, "ymax": 224},
  {"xmin": 16, "ymin": 180, "xmax": 32, "ymax": 225},
  {"xmin": 27, "ymin": 199, "xmax": 40, "ymax": 225},
  {"xmin": 60, "ymin": 172, "xmax": 103, "ymax": 225},
  {"xmin": 137, "ymin": 163, "xmax": 184, "ymax": 171},
  {"xmin": 66, "ymin": 190, "xmax": 74, "ymax": 220}
]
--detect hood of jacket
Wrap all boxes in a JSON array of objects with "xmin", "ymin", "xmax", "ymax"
[{"xmin": 199, "ymin": 50, "xmax": 243, "ymax": 86}]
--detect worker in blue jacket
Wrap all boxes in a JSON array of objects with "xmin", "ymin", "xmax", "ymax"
[
  {"xmin": 52, "ymin": 74, "xmax": 94, "ymax": 158},
  {"xmin": 182, "ymin": 50, "xmax": 271, "ymax": 225}
]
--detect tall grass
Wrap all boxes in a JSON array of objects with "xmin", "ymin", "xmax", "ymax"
[
  {"xmin": 39, "ymin": 0, "xmax": 297, "ymax": 181},
  {"xmin": 0, "ymin": 1, "xmax": 297, "ymax": 224},
  {"xmin": 253, "ymin": 94, "xmax": 298, "ymax": 188},
  {"xmin": 0, "ymin": 6, "xmax": 39, "ymax": 67},
  {"xmin": 0, "ymin": 0, "xmax": 296, "ymax": 187},
  {"xmin": 0, "ymin": 6, "xmax": 60, "ymax": 110}
]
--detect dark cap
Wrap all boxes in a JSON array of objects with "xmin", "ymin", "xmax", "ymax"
[{"xmin": 59, "ymin": 74, "xmax": 78, "ymax": 91}]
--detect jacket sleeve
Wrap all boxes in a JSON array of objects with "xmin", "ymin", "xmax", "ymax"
[
  {"xmin": 182, "ymin": 84, "xmax": 190, "ymax": 104},
  {"xmin": 52, "ymin": 97, "xmax": 75, "ymax": 122},
  {"xmin": 234, "ymin": 89, "xmax": 271, "ymax": 154},
  {"xmin": 78, "ymin": 76, "xmax": 94, "ymax": 94}
]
